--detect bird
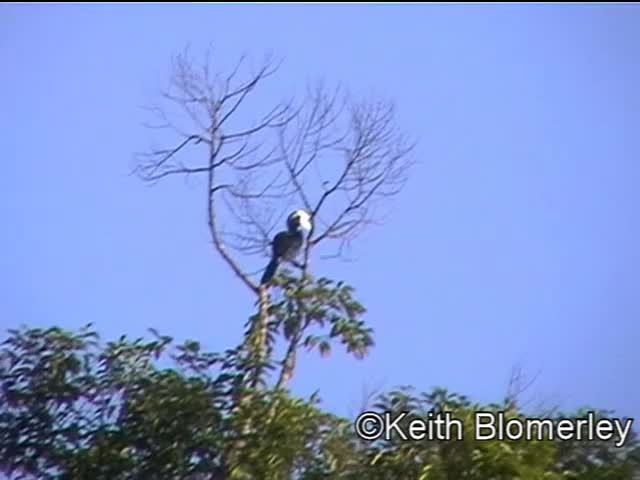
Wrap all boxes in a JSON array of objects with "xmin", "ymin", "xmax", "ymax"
[{"xmin": 260, "ymin": 209, "xmax": 312, "ymax": 285}]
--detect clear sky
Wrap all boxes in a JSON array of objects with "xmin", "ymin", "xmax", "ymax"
[{"xmin": 2, "ymin": 4, "xmax": 639, "ymax": 422}]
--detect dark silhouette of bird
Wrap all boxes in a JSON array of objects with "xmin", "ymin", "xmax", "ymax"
[{"xmin": 260, "ymin": 209, "xmax": 312, "ymax": 285}]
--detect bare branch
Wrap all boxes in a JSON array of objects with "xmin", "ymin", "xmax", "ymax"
[
  {"xmin": 505, "ymin": 364, "xmax": 543, "ymax": 411},
  {"xmin": 217, "ymin": 57, "xmax": 281, "ymax": 129},
  {"xmin": 134, "ymin": 135, "xmax": 208, "ymax": 182},
  {"xmin": 206, "ymin": 139, "xmax": 259, "ymax": 294},
  {"xmin": 303, "ymin": 97, "xmax": 415, "ymax": 255}
]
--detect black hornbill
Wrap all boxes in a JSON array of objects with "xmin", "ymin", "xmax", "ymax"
[{"xmin": 260, "ymin": 209, "xmax": 312, "ymax": 285}]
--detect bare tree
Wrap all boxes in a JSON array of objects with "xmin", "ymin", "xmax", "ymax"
[{"xmin": 135, "ymin": 46, "xmax": 415, "ymax": 391}]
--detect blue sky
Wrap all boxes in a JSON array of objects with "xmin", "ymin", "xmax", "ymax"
[{"xmin": 1, "ymin": 4, "xmax": 639, "ymax": 422}]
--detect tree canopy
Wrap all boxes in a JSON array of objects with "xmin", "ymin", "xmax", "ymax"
[{"xmin": 1, "ymin": 322, "xmax": 638, "ymax": 479}]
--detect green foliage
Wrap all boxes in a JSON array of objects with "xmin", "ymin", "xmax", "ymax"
[
  {"xmin": 345, "ymin": 387, "xmax": 563, "ymax": 480},
  {"xmin": 1, "ymin": 325, "xmax": 638, "ymax": 479},
  {"xmin": 0, "ymin": 325, "xmax": 226, "ymax": 479},
  {"xmin": 551, "ymin": 408, "xmax": 640, "ymax": 480},
  {"xmin": 0, "ymin": 325, "xmax": 351, "ymax": 479},
  {"xmin": 268, "ymin": 269, "xmax": 374, "ymax": 360}
]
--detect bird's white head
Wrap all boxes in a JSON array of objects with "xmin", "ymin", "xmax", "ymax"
[{"xmin": 288, "ymin": 209, "xmax": 312, "ymax": 232}]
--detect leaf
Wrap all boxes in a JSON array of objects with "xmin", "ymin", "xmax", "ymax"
[{"xmin": 318, "ymin": 341, "xmax": 331, "ymax": 358}]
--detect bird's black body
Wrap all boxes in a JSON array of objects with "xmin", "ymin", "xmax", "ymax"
[{"xmin": 260, "ymin": 210, "xmax": 310, "ymax": 285}]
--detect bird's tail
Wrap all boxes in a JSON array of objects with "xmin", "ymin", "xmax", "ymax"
[{"xmin": 261, "ymin": 257, "xmax": 279, "ymax": 285}]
